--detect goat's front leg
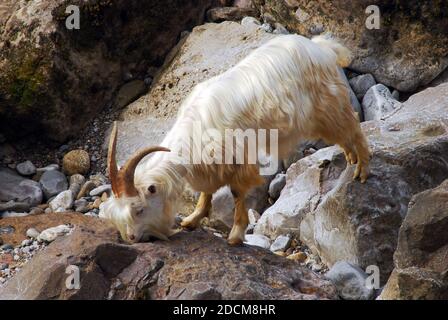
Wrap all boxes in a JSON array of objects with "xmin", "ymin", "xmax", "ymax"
[
  {"xmin": 181, "ymin": 192, "xmax": 212, "ymax": 230},
  {"xmin": 228, "ymin": 190, "xmax": 249, "ymax": 246}
]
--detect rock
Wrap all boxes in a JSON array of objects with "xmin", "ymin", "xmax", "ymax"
[
  {"xmin": 0, "ymin": 201, "xmax": 30, "ymax": 213},
  {"xmin": 326, "ymin": 261, "xmax": 375, "ymax": 300},
  {"xmin": 260, "ymin": 23, "xmax": 273, "ymax": 33},
  {"xmin": 248, "ymin": 208, "xmax": 260, "ymax": 224},
  {"xmin": 63, "ymin": 150, "xmax": 90, "ymax": 176},
  {"xmin": 39, "ymin": 170, "xmax": 67, "ymax": 200},
  {"xmin": 16, "ymin": 161, "xmax": 36, "ymax": 176},
  {"xmin": 68, "ymin": 174, "xmax": 86, "ymax": 198},
  {"xmin": 121, "ymin": 21, "xmax": 275, "ymax": 126},
  {"xmin": 89, "ymin": 185, "xmax": 112, "ymax": 197},
  {"xmin": 273, "ymin": 23, "xmax": 289, "ymax": 35},
  {"xmin": 114, "ymin": 80, "xmax": 147, "ymax": 109},
  {"xmin": 349, "ymin": 74, "xmax": 376, "ymax": 100},
  {"xmin": 0, "ymin": 168, "xmax": 43, "ymax": 206},
  {"xmin": 0, "ymin": 244, "xmax": 14, "ymax": 251},
  {"xmin": 362, "ymin": 84, "xmax": 402, "ymax": 121},
  {"xmin": 89, "ymin": 174, "xmax": 109, "ymax": 187},
  {"xmin": 210, "ymin": 185, "xmax": 269, "ymax": 232},
  {"xmin": 244, "ymin": 234, "xmax": 271, "ymax": 249},
  {"xmin": 339, "ymin": 69, "xmax": 363, "ymax": 121},
  {"xmin": 268, "ymin": 173, "xmax": 286, "ymax": 200},
  {"xmin": 49, "ymin": 191, "xmax": 74, "ymax": 213},
  {"xmin": 1, "ymin": 212, "xmax": 29, "ymax": 218},
  {"xmin": 37, "ymin": 225, "xmax": 72, "ymax": 243},
  {"xmin": 270, "ymin": 235, "xmax": 291, "ymax": 252},
  {"xmin": 76, "ymin": 181, "xmax": 96, "ymax": 200},
  {"xmin": 287, "ymin": 252, "xmax": 307, "ymax": 262},
  {"xmin": 380, "ymin": 180, "xmax": 448, "ymax": 300},
  {"xmin": 29, "ymin": 207, "xmax": 44, "ymax": 215},
  {"xmin": 74, "ymin": 199, "xmax": 90, "ymax": 214},
  {"xmin": 256, "ymin": 83, "xmax": 448, "ymax": 283},
  {"xmin": 0, "ymin": 224, "xmax": 337, "ymax": 299},
  {"xmin": 0, "ymin": 0, "xmax": 219, "ymax": 142},
  {"xmin": 206, "ymin": 7, "xmax": 258, "ymax": 22},
  {"xmin": 252, "ymin": 1, "xmax": 448, "ymax": 92},
  {"xmin": 26, "ymin": 228, "xmax": 40, "ymax": 239},
  {"xmin": 241, "ymin": 16, "xmax": 261, "ymax": 27}
]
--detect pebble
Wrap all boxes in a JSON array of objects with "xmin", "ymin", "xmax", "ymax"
[
  {"xmin": 270, "ymin": 235, "xmax": 291, "ymax": 252},
  {"xmin": 63, "ymin": 149, "xmax": 91, "ymax": 176},
  {"xmin": 77, "ymin": 181, "xmax": 96, "ymax": 199},
  {"xmin": 287, "ymin": 252, "xmax": 307, "ymax": 262},
  {"xmin": 69, "ymin": 174, "xmax": 86, "ymax": 198},
  {"xmin": 244, "ymin": 234, "xmax": 271, "ymax": 249},
  {"xmin": 16, "ymin": 160, "xmax": 36, "ymax": 176},
  {"xmin": 248, "ymin": 209, "xmax": 260, "ymax": 225},
  {"xmin": 74, "ymin": 198, "xmax": 90, "ymax": 213},
  {"xmin": 349, "ymin": 74, "xmax": 376, "ymax": 99},
  {"xmin": 29, "ymin": 207, "xmax": 44, "ymax": 215},
  {"xmin": 39, "ymin": 170, "xmax": 68, "ymax": 199},
  {"xmin": 26, "ymin": 228, "xmax": 40, "ymax": 239},
  {"xmin": 21, "ymin": 239, "xmax": 32, "ymax": 246},
  {"xmin": 89, "ymin": 184, "xmax": 111, "ymax": 197},
  {"xmin": 241, "ymin": 16, "xmax": 261, "ymax": 27},
  {"xmin": 37, "ymin": 225, "xmax": 72, "ymax": 242},
  {"xmin": 260, "ymin": 23, "xmax": 273, "ymax": 33},
  {"xmin": 49, "ymin": 190, "xmax": 74, "ymax": 212},
  {"xmin": 0, "ymin": 244, "xmax": 13, "ymax": 251},
  {"xmin": 0, "ymin": 201, "xmax": 30, "ymax": 213},
  {"xmin": 0, "ymin": 263, "xmax": 8, "ymax": 270}
]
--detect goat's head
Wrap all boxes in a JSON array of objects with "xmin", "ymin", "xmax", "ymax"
[{"xmin": 99, "ymin": 122, "xmax": 171, "ymax": 243}]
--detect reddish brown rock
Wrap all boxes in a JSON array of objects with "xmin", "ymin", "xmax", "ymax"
[{"xmin": 0, "ymin": 223, "xmax": 337, "ymax": 300}]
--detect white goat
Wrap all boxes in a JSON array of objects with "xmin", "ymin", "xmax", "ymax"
[{"xmin": 100, "ymin": 34, "xmax": 370, "ymax": 245}]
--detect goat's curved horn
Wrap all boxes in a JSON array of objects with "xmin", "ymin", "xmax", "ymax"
[
  {"xmin": 119, "ymin": 146, "xmax": 171, "ymax": 196},
  {"xmin": 107, "ymin": 122, "xmax": 119, "ymax": 197}
]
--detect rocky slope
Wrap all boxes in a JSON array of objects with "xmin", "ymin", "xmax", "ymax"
[{"xmin": 0, "ymin": 0, "xmax": 220, "ymax": 142}]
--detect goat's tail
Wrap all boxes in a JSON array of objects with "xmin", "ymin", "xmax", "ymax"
[{"xmin": 312, "ymin": 34, "xmax": 352, "ymax": 68}]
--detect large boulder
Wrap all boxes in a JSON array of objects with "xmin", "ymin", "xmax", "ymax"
[
  {"xmin": 0, "ymin": 0, "xmax": 218, "ymax": 142},
  {"xmin": 0, "ymin": 216, "xmax": 337, "ymax": 300},
  {"xmin": 380, "ymin": 180, "xmax": 448, "ymax": 300},
  {"xmin": 252, "ymin": 0, "xmax": 448, "ymax": 92},
  {"xmin": 255, "ymin": 83, "xmax": 448, "ymax": 283}
]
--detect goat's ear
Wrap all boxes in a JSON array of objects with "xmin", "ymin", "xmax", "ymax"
[{"xmin": 147, "ymin": 184, "xmax": 157, "ymax": 194}]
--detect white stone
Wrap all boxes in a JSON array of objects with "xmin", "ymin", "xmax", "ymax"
[{"xmin": 37, "ymin": 225, "xmax": 72, "ymax": 242}]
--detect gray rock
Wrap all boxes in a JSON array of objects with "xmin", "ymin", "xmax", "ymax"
[
  {"xmin": 260, "ymin": 23, "xmax": 273, "ymax": 33},
  {"xmin": 0, "ymin": 263, "xmax": 8, "ymax": 271},
  {"xmin": 241, "ymin": 16, "xmax": 261, "ymax": 27},
  {"xmin": 244, "ymin": 234, "xmax": 271, "ymax": 249},
  {"xmin": 270, "ymin": 235, "xmax": 291, "ymax": 252},
  {"xmin": 36, "ymin": 164, "xmax": 59, "ymax": 174},
  {"xmin": 349, "ymin": 74, "xmax": 376, "ymax": 99},
  {"xmin": 391, "ymin": 90, "xmax": 400, "ymax": 101},
  {"xmin": 37, "ymin": 225, "xmax": 72, "ymax": 243},
  {"xmin": 49, "ymin": 190, "xmax": 74, "ymax": 213},
  {"xmin": 26, "ymin": 228, "xmax": 40, "ymax": 239},
  {"xmin": 268, "ymin": 173, "xmax": 286, "ymax": 200},
  {"xmin": 68, "ymin": 174, "xmax": 85, "ymax": 197},
  {"xmin": 0, "ymin": 244, "xmax": 14, "ymax": 251},
  {"xmin": 0, "ymin": 168, "xmax": 43, "ymax": 206},
  {"xmin": 326, "ymin": 261, "xmax": 375, "ymax": 300},
  {"xmin": 339, "ymin": 69, "xmax": 363, "ymax": 121},
  {"xmin": 114, "ymin": 80, "xmax": 146, "ymax": 109},
  {"xmin": 210, "ymin": 185, "xmax": 269, "ymax": 233},
  {"xmin": 39, "ymin": 170, "xmax": 68, "ymax": 199},
  {"xmin": 89, "ymin": 184, "xmax": 112, "ymax": 197},
  {"xmin": 0, "ymin": 200, "xmax": 30, "ymax": 213},
  {"xmin": 74, "ymin": 198, "xmax": 90, "ymax": 213},
  {"xmin": 362, "ymin": 84, "xmax": 402, "ymax": 121},
  {"xmin": 273, "ymin": 23, "xmax": 289, "ymax": 35},
  {"xmin": 1, "ymin": 212, "xmax": 29, "ymax": 218},
  {"xmin": 16, "ymin": 160, "xmax": 36, "ymax": 176}
]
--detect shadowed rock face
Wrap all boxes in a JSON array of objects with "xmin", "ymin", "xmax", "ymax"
[
  {"xmin": 0, "ymin": 0, "xmax": 217, "ymax": 142},
  {"xmin": 252, "ymin": 0, "xmax": 448, "ymax": 92},
  {"xmin": 380, "ymin": 180, "xmax": 448, "ymax": 300},
  {"xmin": 0, "ymin": 213, "xmax": 337, "ymax": 300},
  {"xmin": 255, "ymin": 83, "xmax": 448, "ymax": 283}
]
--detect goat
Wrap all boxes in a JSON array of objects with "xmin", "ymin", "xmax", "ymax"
[{"xmin": 99, "ymin": 34, "xmax": 370, "ymax": 245}]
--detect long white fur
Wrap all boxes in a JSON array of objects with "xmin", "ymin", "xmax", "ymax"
[{"xmin": 100, "ymin": 34, "xmax": 352, "ymax": 240}]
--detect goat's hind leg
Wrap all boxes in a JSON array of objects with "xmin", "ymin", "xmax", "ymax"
[
  {"xmin": 227, "ymin": 189, "xmax": 249, "ymax": 246},
  {"xmin": 181, "ymin": 192, "xmax": 212, "ymax": 230}
]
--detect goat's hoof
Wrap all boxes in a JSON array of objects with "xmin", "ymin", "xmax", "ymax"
[
  {"xmin": 227, "ymin": 237, "xmax": 244, "ymax": 246},
  {"xmin": 180, "ymin": 219, "xmax": 200, "ymax": 230}
]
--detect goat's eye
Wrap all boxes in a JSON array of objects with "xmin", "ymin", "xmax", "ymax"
[
  {"xmin": 148, "ymin": 185, "xmax": 156, "ymax": 194},
  {"xmin": 136, "ymin": 209, "xmax": 144, "ymax": 216}
]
